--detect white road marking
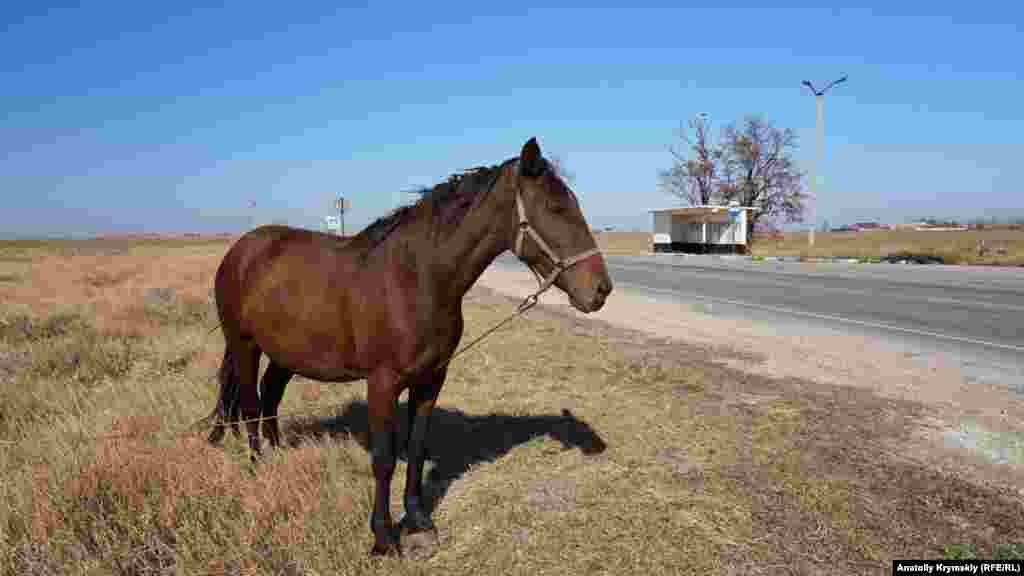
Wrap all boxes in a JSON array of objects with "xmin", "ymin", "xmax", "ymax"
[{"xmin": 613, "ymin": 279, "xmax": 1024, "ymax": 354}]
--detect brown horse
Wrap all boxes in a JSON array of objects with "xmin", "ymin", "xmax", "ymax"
[{"xmin": 206, "ymin": 137, "xmax": 612, "ymax": 555}]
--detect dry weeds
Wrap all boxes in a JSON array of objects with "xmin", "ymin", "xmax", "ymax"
[
  {"xmin": 594, "ymin": 228, "xmax": 1024, "ymax": 266},
  {"xmin": 754, "ymin": 227, "xmax": 1024, "ymax": 266},
  {"xmin": 593, "ymin": 231, "xmax": 652, "ymax": 255},
  {"xmin": 0, "ymin": 237, "xmax": 1021, "ymax": 575}
]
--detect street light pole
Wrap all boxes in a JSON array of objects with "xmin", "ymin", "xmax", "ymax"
[{"xmin": 801, "ymin": 75, "xmax": 847, "ymax": 247}]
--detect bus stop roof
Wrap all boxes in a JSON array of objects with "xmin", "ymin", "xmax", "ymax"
[{"xmin": 649, "ymin": 204, "xmax": 760, "ymax": 216}]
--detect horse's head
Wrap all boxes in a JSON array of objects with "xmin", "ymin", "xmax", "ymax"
[{"xmin": 507, "ymin": 137, "xmax": 612, "ymax": 313}]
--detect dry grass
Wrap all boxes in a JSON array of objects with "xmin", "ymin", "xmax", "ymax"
[
  {"xmin": 595, "ymin": 228, "xmax": 1024, "ymax": 266},
  {"xmin": 752, "ymin": 227, "xmax": 1024, "ymax": 265},
  {"xmin": 593, "ymin": 231, "xmax": 651, "ymax": 255},
  {"xmin": 1, "ymin": 237, "xmax": 1022, "ymax": 575}
]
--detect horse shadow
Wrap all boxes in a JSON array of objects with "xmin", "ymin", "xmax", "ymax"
[{"xmin": 284, "ymin": 401, "xmax": 608, "ymax": 514}]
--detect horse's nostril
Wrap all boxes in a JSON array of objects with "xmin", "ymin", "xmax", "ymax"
[{"xmin": 598, "ymin": 279, "xmax": 612, "ymax": 296}]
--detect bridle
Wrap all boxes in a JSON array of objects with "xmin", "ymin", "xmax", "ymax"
[{"xmin": 510, "ymin": 161, "xmax": 602, "ymax": 295}]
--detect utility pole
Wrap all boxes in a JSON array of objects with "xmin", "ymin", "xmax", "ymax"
[{"xmin": 801, "ymin": 75, "xmax": 847, "ymax": 247}]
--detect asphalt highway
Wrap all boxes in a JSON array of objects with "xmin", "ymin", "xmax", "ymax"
[{"xmin": 492, "ymin": 252, "xmax": 1024, "ymax": 396}]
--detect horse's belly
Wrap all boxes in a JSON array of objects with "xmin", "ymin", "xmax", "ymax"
[
  {"xmin": 293, "ymin": 365, "xmax": 366, "ymax": 384},
  {"xmin": 255, "ymin": 320, "xmax": 366, "ymax": 382},
  {"xmin": 268, "ymin": 343, "xmax": 368, "ymax": 382}
]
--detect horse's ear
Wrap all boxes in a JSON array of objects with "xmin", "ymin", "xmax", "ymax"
[{"xmin": 519, "ymin": 137, "xmax": 545, "ymax": 177}]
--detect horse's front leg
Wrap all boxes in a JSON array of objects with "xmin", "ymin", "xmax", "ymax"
[
  {"xmin": 368, "ymin": 366, "xmax": 402, "ymax": 556},
  {"xmin": 401, "ymin": 366, "xmax": 446, "ymax": 535}
]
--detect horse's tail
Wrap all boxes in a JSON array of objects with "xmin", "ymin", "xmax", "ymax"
[{"xmin": 206, "ymin": 347, "xmax": 240, "ymax": 444}]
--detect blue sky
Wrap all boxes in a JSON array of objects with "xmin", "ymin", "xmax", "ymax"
[{"xmin": 2, "ymin": 1, "xmax": 1021, "ymax": 238}]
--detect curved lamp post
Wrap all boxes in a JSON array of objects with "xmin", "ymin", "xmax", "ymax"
[{"xmin": 801, "ymin": 75, "xmax": 847, "ymax": 246}]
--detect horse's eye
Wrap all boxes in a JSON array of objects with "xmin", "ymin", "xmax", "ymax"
[{"xmin": 547, "ymin": 198, "xmax": 567, "ymax": 213}]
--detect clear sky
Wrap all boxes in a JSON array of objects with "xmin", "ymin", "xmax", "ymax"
[{"xmin": 2, "ymin": 1, "xmax": 1021, "ymax": 238}]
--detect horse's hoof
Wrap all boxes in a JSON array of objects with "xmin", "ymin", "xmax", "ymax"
[
  {"xmin": 370, "ymin": 541, "xmax": 401, "ymax": 557},
  {"xmin": 207, "ymin": 427, "xmax": 225, "ymax": 446},
  {"xmin": 247, "ymin": 435, "xmax": 263, "ymax": 463},
  {"xmin": 369, "ymin": 522, "xmax": 401, "ymax": 557},
  {"xmin": 399, "ymin": 525, "xmax": 439, "ymax": 560}
]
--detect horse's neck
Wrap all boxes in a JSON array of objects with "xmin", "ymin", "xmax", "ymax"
[{"xmin": 433, "ymin": 186, "xmax": 514, "ymax": 301}]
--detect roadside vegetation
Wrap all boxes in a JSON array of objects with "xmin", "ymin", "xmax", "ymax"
[
  {"xmin": 593, "ymin": 228, "xmax": 1024, "ymax": 266},
  {"xmin": 1, "ymin": 238, "xmax": 1021, "ymax": 575},
  {"xmin": 750, "ymin": 226, "xmax": 1024, "ymax": 266}
]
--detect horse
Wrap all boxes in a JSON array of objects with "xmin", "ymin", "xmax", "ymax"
[{"xmin": 205, "ymin": 137, "xmax": 613, "ymax": 556}]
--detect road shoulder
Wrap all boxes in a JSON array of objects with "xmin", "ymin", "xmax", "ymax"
[{"xmin": 476, "ymin": 263, "xmax": 1024, "ymax": 492}]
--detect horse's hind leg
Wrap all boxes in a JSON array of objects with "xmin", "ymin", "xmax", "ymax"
[
  {"xmin": 208, "ymin": 347, "xmax": 240, "ymax": 445},
  {"xmin": 234, "ymin": 339, "xmax": 263, "ymax": 460},
  {"xmin": 259, "ymin": 361, "xmax": 293, "ymax": 448}
]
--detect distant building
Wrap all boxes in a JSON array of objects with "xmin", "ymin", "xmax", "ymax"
[
  {"xmin": 649, "ymin": 201, "xmax": 759, "ymax": 254},
  {"xmin": 832, "ymin": 221, "xmax": 890, "ymax": 232},
  {"xmin": 892, "ymin": 221, "xmax": 967, "ymax": 231},
  {"xmin": 853, "ymin": 222, "xmax": 883, "ymax": 230},
  {"xmin": 892, "ymin": 222, "xmax": 929, "ymax": 230}
]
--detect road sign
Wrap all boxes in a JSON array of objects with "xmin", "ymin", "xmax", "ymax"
[{"xmin": 728, "ymin": 206, "xmax": 741, "ymax": 224}]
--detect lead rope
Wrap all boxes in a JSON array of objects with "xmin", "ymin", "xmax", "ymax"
[
  {"xmin": 438, "ymin": 169, "xmax": 602, "ymax": 372},
  {"xmin": 433, "ymin": 281, "xmax": 548, "ymax": 373}
]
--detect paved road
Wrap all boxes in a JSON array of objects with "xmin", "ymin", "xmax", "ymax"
[{"xmin": 492, "ymin": 253, "xmax": 1024, "ymax": 395}]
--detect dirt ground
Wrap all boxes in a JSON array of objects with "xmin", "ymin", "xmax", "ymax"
[
  {"xmin": 477, "ymin": 264, "xmax": 1024, "ymax": 497},
  {"xmin": 1, "ymin": 238, "xmax": 1022, "ymax": 575}
]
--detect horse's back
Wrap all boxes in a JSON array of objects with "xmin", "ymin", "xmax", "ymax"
[
  {"xmin": 215, "ymin": 224, "xmax": 435, "ymax": 377},
  {"xmin": 215, "ymin": 226, "xmax": 376, "ymax": 375},
  {"xmin": 216, "ymin": 226, "xmax": 350, "ymax": 325},
  {"xmin": 220, "ymin": 225, "xmax": 351, "ymax": 279}
]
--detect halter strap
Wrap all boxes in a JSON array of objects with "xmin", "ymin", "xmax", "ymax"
[{"xmin": 511, "ymin": 162, "xmax": 602, "ymax": 293}]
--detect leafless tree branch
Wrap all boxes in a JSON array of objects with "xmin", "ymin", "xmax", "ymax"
[{"xmin": 657, "ymin": 115, "xmax": 722, "ymax": 206}]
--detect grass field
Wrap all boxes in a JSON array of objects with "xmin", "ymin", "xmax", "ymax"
[
  {"xmin": 1, "ymin": 237, "xmax": 1022, "ymax": 575},
  {"xmin": 592, "ymin": 232, "xmax": 652, "ymax": 256},
  {"xmin": 594, "ymin": 228, "xmax": 1024, "ymax": 265}
]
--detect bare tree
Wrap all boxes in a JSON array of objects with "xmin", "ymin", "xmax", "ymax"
[
  {"xmin": 717, "ymin": 115, "xmax": 806, "ymax": 243},
  {"xmin": 657, "ymin": 114, "xmax": 722, "ymax": 206}
]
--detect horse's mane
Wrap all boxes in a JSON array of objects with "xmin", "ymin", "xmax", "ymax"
[{"xmin": 357, "ymin": 157, "xmax": 518, "ymax": 256}]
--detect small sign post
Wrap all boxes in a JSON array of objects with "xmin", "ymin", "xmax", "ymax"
[
  {"xmin": 729, "ymin": 206, "xmax": 741, "ymax": 246},
  {"xmin": 335, "ymin": 197, "xmax": 351, "ymax": 236},
  {"xmin": 325, "ymin": 215, "xmax": 339, "ymax": 234}
]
